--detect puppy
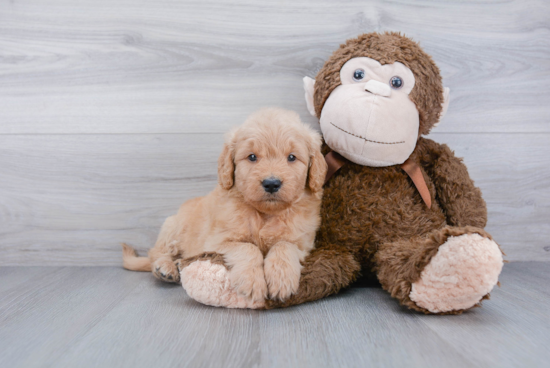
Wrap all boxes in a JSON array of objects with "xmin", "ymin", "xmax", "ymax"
[{"xmin": 122, "ymin": 108, "xmax": 327, "ymax": 302}]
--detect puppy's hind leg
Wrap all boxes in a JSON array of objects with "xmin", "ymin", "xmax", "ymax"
[
  {"xmin": 151, "ymin": 253, "xmax": 181, "ymax": 283},
  {"xmin": 149, "ymin": 216, "xmax": 181, "ymax": 284}
]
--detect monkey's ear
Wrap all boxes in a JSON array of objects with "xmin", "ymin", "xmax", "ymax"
[
  {"xmin": 303, "ymin": 77, "xmax": 316, "ymax": 117},
  {"xmin": 433, "ymin": 87, "xmax": 450, "ymax": 128}
]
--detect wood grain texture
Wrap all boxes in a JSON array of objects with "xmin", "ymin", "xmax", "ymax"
[
  {"xmin": 258, "ymin": 289, "xmax": 472, "ymax": 367},
  {"xmin": 0, "ymin": 267, "xmax": 143, "ymax": 367},
  {"xmin": 0, "ymin": 134, "xmax": 224, "ymax": 265},
  {"xmin": 0, "ymin": 263, "xmax": 549, "ymax": 367},
  {"xmin": 0, "ymin": 133, "xmax": 549, "ymax": 265},
  {"xmin": 0, "ymin": 0, "xmax": 549, "ymax": 134},
  {"xmin": 0, "ymin": 0, "xmax": 549, "ymax": 265}
]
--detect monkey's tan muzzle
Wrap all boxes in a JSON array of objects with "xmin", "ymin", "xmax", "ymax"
[{"xmin": 364, "ymin": 79, "xmax": 392, "ymax": 97}]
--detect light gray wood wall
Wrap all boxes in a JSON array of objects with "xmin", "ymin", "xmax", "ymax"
[{"xmin": 1, "ymin": 0, "xmax": 549, "ymax": 265}]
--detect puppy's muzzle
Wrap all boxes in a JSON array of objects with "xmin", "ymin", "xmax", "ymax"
[{"xmin": 262, "ymin": 177, "xmax": 282, "ymax": 193}]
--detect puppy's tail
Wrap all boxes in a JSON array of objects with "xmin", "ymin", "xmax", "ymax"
[{"xmin": 121, "ymin": 243, "xmax": 151, "ymax": 272}]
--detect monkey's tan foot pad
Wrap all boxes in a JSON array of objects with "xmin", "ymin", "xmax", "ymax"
[
  {"xmin": 410, "ymin": 233, "xmax": 503, "ymax": 313},
  {"xmin": 177, "ymin": 253, "xmax": 265, "ymax": 309}
]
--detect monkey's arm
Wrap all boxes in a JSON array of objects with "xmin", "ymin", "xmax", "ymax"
[
  {"xmin": 426, "ymin": 141, "xmax": 487, "ymax": 228},
  {"xmin": 265, "ymin": 245, "xmax": 361, "ymax": 308}
]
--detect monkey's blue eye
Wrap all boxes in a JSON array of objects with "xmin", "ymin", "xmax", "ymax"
[
  {"xmin": 353, "ymin": 69, "xmax": 365, "ymax": 81},
  {"xmin": 288, "ymin": 154, "xmax": 296, "ymax": 162},
  {"xmin": 248, "ymin": 154, "xmax": 257, "ymax": 162},
  {"xmin": 390, "ymin": 76, "xmax": 403, "ymax": 89}
]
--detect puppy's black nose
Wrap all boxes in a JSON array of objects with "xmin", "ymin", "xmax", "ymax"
[{"xmin": 262, "ymin": 178, "xmax": 282, "ymax": 193}]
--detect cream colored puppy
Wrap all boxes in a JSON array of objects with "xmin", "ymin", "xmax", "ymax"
[{"xmin": 122, "ymin": 108, "xmax": 327, "ymax": 302}]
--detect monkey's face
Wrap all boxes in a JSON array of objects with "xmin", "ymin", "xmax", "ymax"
[
  {"xmin": 320, "ymin": 57, "xmax": 419, "ymax": 167},
  {"xmin": 304, "ymin": 55, "xmax": 427, "ymax": 167}
]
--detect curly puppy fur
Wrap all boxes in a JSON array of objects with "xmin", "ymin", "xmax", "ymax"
[{"xmin": 122, "ymin": 108, "xmax": 327, "ymax": 303}]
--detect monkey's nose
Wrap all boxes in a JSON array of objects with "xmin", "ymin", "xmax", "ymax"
[
  {"xmin": 262, "ymin": 177, "xmax": 282, "ymax": 193},
  {"xmin": 365, "ymin": 80, "xmax": 392, "ymax": 97}
]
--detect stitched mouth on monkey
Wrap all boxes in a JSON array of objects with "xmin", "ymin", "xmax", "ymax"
[
  {"xmin": 329, "ymin": 121, "xmax": 405, "ymax": 145},
  {"xmin": 319, "ymin": 82, "xmax": 419, "ymax": 167}
]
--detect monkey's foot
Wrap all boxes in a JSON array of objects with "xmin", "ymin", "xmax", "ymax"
[
  {"xmin": 409, "ymin": 233, "xmax": 503, "ymax": 313},
  {"xmin": 177, "ymin": 253, "xmax": 265, "ymax": 309}
]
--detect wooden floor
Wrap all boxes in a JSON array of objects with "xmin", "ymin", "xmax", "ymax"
[{"xmin": 1, "ymin": 262, "xmax": 548, "ymax": 368}]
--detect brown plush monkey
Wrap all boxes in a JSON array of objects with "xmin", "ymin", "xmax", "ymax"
[{"xmin": 179, "ymin": 32, "xmax": 504, "ymax": 314}]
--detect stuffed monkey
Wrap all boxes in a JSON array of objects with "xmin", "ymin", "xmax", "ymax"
[{"xmin": 178, "ymin": 32, "xmax": 504, "ymax": 314}]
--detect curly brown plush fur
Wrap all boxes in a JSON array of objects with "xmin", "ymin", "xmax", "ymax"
[
  {"xmin": 180, "ymin": 32, "xmax": 503, "ymax": 314},
  {"xmin": 265, "ymin": 138, "xmax": 490, "ymax": 312},
  {"xmin": 176, "ymin": 252, "xmax": 227, "ymax": 272},
  {"xmin": 267, "ymin": 33, "xmax": 500, "ymax": 313}
]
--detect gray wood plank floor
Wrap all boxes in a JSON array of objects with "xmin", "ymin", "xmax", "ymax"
[
  {"xmin": 1, "ymin": 1, "xmax": 550, "ymax": 262},
  {"xmin": 0, "ymin": 262, "xmax": 549, "ymax": 368}
]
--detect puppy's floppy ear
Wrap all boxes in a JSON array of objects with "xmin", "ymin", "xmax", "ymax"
[
  {"xmin": 218, "ymin": 134, "xmax": 235, "ymax": 190},
  {"xmin": 307, "ymin": 135, "xmax": 328, "ymax": 193}
]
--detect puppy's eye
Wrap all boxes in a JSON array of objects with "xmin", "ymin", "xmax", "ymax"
[
  {"xmin": 390, "ymin": 76, "xmax": 403, "ymax": 89},
  {"xmin": 353, "ymin": 69, "xmax": 365, "ymax": 81},
  {"xmin": 248, "ymin": 154, "xmax": 257, "ymax": 162},
  {"xmin": 288, "ymin": 154, "xmax": 296, "ymax": 162}
]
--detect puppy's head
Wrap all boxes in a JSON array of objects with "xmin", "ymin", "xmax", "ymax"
[{"xmin": 218, "ymin": 108, "xmax": 327, "ymax": 214}]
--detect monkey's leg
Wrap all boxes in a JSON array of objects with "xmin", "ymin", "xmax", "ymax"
[
  {"xmin": 374, "ymin": 226, "xmax": 504, "ymax": 314},
  {"xmin": 264, "ymin": 246, "xmax": 361, "ymax": 309}
]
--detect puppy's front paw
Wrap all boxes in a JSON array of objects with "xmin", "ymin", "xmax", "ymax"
[
  {"xmin": 264, "ymin": 252, "xmax": 301, "ymax": 301},
  {"xmin": 229, "ymin": 266, "xmax": 267, "ymax": 303},
  {"xmin": 152, "ymin": 258, "xmax": 180, "ymax": 283}
]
